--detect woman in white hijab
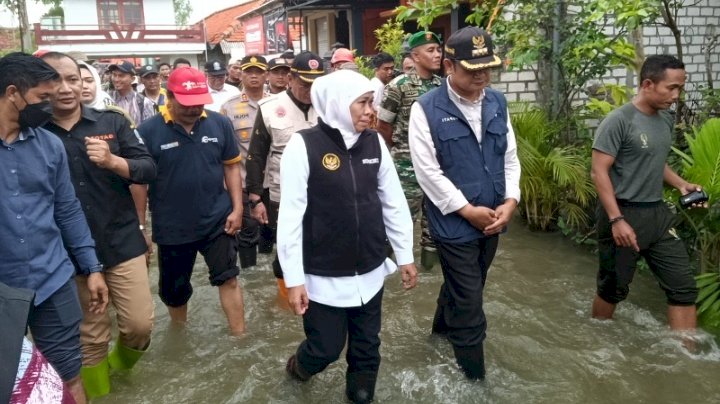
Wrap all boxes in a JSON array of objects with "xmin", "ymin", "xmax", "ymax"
[
  {"xmin": 277, "ymin": 70, "xmax": 417, "ymax": 403},
  {"xmin": 78, "ymin": 61, "xmax": 114, "ymax": 110}
]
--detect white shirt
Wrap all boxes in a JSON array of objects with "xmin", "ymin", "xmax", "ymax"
[
  {"xmin": 206, "ymin": 83, "xmax": 241, "ymax": 112},
  {"xmin": 408, "ymin": 77, "xmax": 521, "ymax": 215},
  {"xmin": 370, "ymin": 76, "xmax": 385, "ymax": 111},
  {"xmin": 277, "ymin": 131, "xmax": 414, "ymax": 307}
]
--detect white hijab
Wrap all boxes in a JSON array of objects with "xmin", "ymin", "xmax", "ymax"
[
  {"xmin": 78, "ymin": 61, "xmax": 114, "ymax": 110},
  {"xmin": 310, "ymin": 70, "xmax": 375, "ymax": 144}
]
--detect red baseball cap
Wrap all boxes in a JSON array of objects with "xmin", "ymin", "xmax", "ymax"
[
  {"xmin": 330, "ymin": 48, "xmax": 354, "ymax": 65},
  {"xmin": 166, "ymin": 67, "xmax": 213, "ymax": 106}
]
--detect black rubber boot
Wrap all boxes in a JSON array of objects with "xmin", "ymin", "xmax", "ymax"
[
  {"xmin": 345, "ymin": 370, "xmax": 377, "ymax": 404},
  {"xmin": 258, "ymin": 226, "xmax": 274, "ymax": 254},
  {"xmin": 286, "ymin": 355, "xmax": 312, "ymax": 382},
  {"xmin": 238, "ymin": 246, "xmax": 257, "ymax": 269},
  {"xmin": 453, "ymin": 344, "xmax": 485, "ymax": 381}
]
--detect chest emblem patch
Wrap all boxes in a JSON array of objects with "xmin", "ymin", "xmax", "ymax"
[
  {"xmin": 322, "ymin": 153, "xmax": 341, "ymax": 171},
  {"xmin": 640, "ymin": 133, "xmax": 649, "ymax": 149},
  {"xmin": 276, "ymin": 106, "xmax": 286, "ymax": 118}
]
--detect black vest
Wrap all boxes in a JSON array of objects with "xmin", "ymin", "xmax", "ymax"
[{"xmin": 299, "ymin": 120, "xmax": 387, "ymax": 277}]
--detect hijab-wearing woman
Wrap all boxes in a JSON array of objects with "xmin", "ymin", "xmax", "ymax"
[
  {"xmin": 277, "ymin": 69, "xmax": 417, "ymax": 403},
  {"xmin": 78, "ymin": 61, "xmax": 114, "ymax": 110}
]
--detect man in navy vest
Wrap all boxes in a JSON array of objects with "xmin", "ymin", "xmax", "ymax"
[{"xmin": 409, "ymin": 26, "xmax": 521, "ymax": 380}]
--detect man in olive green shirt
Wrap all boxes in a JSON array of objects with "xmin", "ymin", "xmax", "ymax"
[{"xmin": 591, "ymin": 54, "xmax": 700, "ymax": 332}]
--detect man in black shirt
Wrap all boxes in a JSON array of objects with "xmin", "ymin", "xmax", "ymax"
[{"xmin": 41, "ymin": 52, "xmax": 156, "ymax": 400}]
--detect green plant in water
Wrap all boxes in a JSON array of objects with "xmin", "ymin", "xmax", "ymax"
[
  {"xmin": 672, "ymin": 118, "xmax": 720, "ymax": 329},
  {"xmin": 511, "ymin": 103, "xmax": 596, "ymax": 231}
]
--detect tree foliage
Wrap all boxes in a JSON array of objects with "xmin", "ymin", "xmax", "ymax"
[{"xmin": 172, "ymin": 0, "xmax": 192, "ymax": 26}]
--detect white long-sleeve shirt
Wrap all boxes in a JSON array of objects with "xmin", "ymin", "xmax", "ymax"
[
  {"xmin": 408, "ymin": 78, "xmax": 521, "ymax": 215},
  {"xmin": 277, "ymin": 131, "xmax": 414, "ymax": 307}
]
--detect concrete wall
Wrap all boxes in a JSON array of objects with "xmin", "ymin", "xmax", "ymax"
[{"xmin": 64, "ymin": 0, "xmax": 175, "ymax": 26}]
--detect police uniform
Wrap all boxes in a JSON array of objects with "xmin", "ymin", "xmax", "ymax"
[
  {"xmin": 409, "ymin": 27, "xmax": 520, "ymax": 380},
  {"xmin": 220, "ymin": 55, "xmax": 271, "ymax": 268},
  {"xmin": 377, "ymin": 31, "xmax": 442, "ymax": 263},
  {"xmin": 246, "ymin": 52, "xmax": 324, "ymax": 282}
]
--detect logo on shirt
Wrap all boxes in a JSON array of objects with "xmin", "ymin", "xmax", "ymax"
[
  {"xmin": 201, "ymin": 136, "xmax": 219, "ymax": 143},
  {"xmin": 362, "ymin": 158, "xmax": 379, "ymax": 165},
  {"xmin": 322, "ymin": 153, "xmax": 340, "ymax": 171},
  {"xmin": 276, "ymin": 106, "xmax": 286, "ymax": 118},
  {"xmin": 441, "ymin": 117, "xmax": 458, "ymax": 123},
  {"xmin": 88, "ymin": 134, "xmax": 115, "ymax": 141},
  {"xmin": 640, "ymin": 133, "xmax": 649, "ymax": 149},
  {"xmin": 668, "ymin": 227, "xmax": 680, "ymax": 240}
]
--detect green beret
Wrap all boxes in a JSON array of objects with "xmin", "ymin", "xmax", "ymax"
[{"xmin": 407, "ymin": 31, "xmax": 441, "ymax": 49}]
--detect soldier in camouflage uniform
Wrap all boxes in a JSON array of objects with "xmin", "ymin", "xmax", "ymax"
[{"xmin": 377, "ymin": 31, "xmax": 442, "ymax": 269}]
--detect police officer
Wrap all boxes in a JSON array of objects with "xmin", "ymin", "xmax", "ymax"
[
  {"xmin": 41, "ymin": 52, "xmax": 156, "ymax": 399},
  {"xmin": 246, "ymin": 51, "xmax": 325, "ymax": 298},
  {"xmin": 220, "ymin": 55, "xmax": 271, "ymax": 268},
  {"xmin": 409, "ymin": 26, "xmax": 521, "ymax": 380},
  {"xmin": 377, "ymin": 31, "xmax": 443, "ymax": 270}
]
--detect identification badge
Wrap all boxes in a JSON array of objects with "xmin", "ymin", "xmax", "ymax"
[{"xmin": 160, "ymin": 141, "xmax": 179, "ymax": 150}]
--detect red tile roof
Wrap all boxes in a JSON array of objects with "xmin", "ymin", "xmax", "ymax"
[{"xmin": 198, "ymin": 0, "xmax": 265, "ymax": 45}]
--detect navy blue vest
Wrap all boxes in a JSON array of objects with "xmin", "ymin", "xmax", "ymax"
[
  {"xmin": 417, "ymin": 80, "xmax": 508, "ymax": 243},
  {"xmin": 299, "ymin": 120, "xmax": 387, "ymax": 277}
]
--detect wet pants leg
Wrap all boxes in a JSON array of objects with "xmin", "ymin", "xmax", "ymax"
[
  {"xmin": 294, "ymin": 289, "xmax": 383, "ymax": 401},
  {"xmin": 435, "ymin": 236, "xmax": 499, "ymax": 379}
]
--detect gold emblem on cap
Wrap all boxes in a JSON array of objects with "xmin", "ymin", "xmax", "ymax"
[
  {"xmin": 322, "ymin": 153, "xmax": 340, "ymax": 171},
  {"xmin": 250, "ymin": 56, "xmax": 257, "ymax": 63},
  {"xmin": 472, "ymin": 36, "xmax": 489, "ymax": 57},
  {"xmin": 425, "ymin": 32, "xmax": 432, "ymax": 40}
]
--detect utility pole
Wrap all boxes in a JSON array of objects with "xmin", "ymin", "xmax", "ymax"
[{"xmin": 16, "ymin": 0, "xmax": 33, "ymax": 52}]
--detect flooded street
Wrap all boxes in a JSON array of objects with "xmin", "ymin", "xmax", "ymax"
[{"xmin": 99, "ymin": 218, "xmax": 720, "ymax": 403}]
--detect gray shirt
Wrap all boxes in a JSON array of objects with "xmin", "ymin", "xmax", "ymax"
[{"xmin": 592, "ymin": 103, "xmax": 673, "ymax": 202}]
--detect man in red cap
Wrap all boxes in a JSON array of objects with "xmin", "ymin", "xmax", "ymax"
[{"xmin": 135, "ymin": 67, "xmax": 246, "ymax": 335}]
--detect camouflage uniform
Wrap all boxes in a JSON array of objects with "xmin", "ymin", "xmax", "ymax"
[{"xmin": 378, "ymin": 69, "xmax": 441, "ymax": 250}]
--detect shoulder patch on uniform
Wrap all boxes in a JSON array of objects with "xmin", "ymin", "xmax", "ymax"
[{"xmin": 105, "ymin": 105, "xmax": 137, "ymax": 128}]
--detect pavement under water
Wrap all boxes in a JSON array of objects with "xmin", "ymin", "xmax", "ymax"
[{"xmin": 98, "ymin": 218, "xmax": 720, "ymax": 403}]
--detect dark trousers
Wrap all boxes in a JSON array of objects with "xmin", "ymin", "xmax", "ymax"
[
  {"xmin": 433, "ymin": 236, "xmax": 499, "ymax": 348},
  {"xmin": 295, "ymin": 288, "xmax": 383, "ymax": 376}
]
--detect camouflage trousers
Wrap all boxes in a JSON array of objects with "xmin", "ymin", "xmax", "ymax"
[{"xmin": 394, "ymin": 157, "xmax": 435, "ymax": 250}]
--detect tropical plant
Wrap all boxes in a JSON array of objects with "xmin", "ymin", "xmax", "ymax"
[
  {"xmin": 672, "ymin": 118, "xmax": 720, "ymax": 329},
  {"xmin": 373, "ymin": 20, "xmax": 407, "ymax": 64},
  {"xmin": 511, "ymin": 103, "xmax": 596, "ymax": 231}
]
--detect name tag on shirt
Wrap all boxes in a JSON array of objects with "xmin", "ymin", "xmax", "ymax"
[
  {"xmin": 160, "ymin": 141, "xmax": 179, "ymax": 150},
  {"xmin": 362, "ymin": 158, "xmax": 380, "ymax": 165}
]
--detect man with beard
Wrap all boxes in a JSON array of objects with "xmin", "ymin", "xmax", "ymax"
[
  {"xmin": 0, "ymin": 52, "xmax": 108, "ymax": 404},
  {"xmin": 40, "ymin": 52, "xmax": 156, "ymax": 399},
  {"xmin": 246, "ymin": 52, "xmax": 325, "ymax": 299},
  {"xmin": 378, "ymin": 31, "xmax": 443, "ymax": 270},
  {"xmin": 136, "ymin": 67, "xmax": 246, "ymax": 335},
  {"xmin": 220, "ymin": 55, "xmax": 271, "ymax": 268}
]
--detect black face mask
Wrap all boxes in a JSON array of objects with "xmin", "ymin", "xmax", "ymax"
[{"xmin": 16, "ymin": 97, "xmax": 53, "ymax": 130}]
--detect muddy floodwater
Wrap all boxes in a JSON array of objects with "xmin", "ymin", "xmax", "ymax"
[{"xmin": 98, "ymin": 218, "xmax": 720, "ymax": 403}]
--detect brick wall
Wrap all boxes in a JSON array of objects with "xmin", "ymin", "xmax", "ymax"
[
  {"xmin": 0, "ymin": 28, "xmax": 20, "ymax": 51},
  {"xmin": 494, "ymin": 1, "xmax": 720, "ymax": 111}
]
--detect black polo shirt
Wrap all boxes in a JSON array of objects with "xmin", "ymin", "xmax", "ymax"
[
  {"xmin": 137, "ymin": 108, "xmax": 241, "ymax": 245},
  {"xmin": 43, "ymin": 106, "xmax": 156, "ymax": 268}
]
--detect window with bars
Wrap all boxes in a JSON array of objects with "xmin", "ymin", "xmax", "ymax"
[{"xmin": 97, "ymin": 0, "xmax": 144, "ymax": 29}]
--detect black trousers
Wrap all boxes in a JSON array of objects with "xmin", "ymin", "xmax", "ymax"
[
  {"xmin": 434, "ymin": 236, "xmax": 499, "ymax": 348},
  {"xmin": 295, "ymin": 288, "xmax": 383, "ymax": 376}
]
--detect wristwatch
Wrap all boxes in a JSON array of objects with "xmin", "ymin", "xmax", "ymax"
[{"xmin": 249, "ymin": 199, "xmax": 262, "ymax": 209}]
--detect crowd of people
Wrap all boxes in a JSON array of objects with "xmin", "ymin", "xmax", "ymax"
[{"xmin": 0, "ymin": 24, "xmax": 702, "ymax": 404}]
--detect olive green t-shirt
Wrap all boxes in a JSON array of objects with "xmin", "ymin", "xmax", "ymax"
[{"xmin": 592, "ymin": 103, "xmax": 673, "ymax": 202}]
